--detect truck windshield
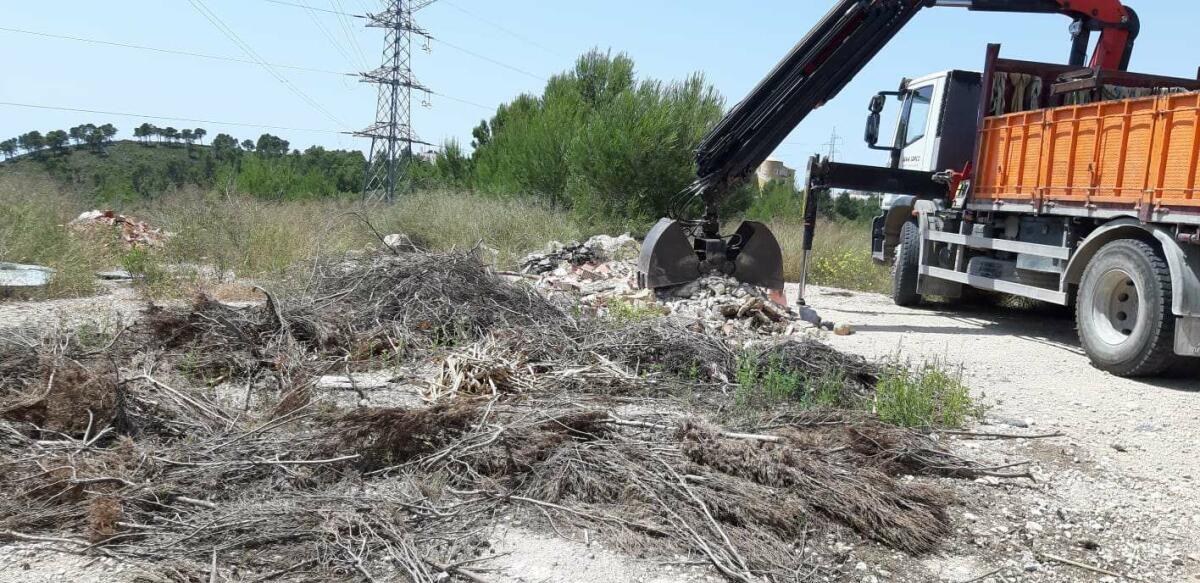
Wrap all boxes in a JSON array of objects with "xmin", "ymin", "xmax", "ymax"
[{"xmin": 903, "ymin": 85, "xmax": 934, "ymax": 147}]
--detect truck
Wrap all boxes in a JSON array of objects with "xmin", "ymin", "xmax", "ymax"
[{"xmin": 637, "ymin": 0, "xmax": 1200, "ymax": 377}]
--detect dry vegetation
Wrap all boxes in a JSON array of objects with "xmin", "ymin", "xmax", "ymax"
[
  {"xmin": 0, "ymin": 245, "xmax": 1007, "ymax": 581},
  {"xmin": 0, "ymin": 174, "xmax": 887, "ymax": 301}
]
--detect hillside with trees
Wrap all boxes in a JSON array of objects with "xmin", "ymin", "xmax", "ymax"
[
  {"xmin": 0, "ymin": 125, "xmax": 367, "ymax": 201},
  {"xmin": 0, "ymin": 49, "xmax": 877, "ymax": 224}
]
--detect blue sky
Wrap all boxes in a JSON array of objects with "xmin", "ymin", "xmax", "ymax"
[{"xmin": 3, "ymin": 1, "xmax": 1197, "ymax": 171}]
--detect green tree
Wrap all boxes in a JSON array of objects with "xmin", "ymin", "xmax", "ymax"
[
  {"xmin": 211, "ymin": 133, "xmax": 241, "ymax": 162},
  {"xmin": 0, "ymin": 139, "xmax": 16, "ymax": 159},
  {"xmin": 18, "ymin": 131, "xmax": 45, "ymax": 154},
  {"xmin": 68, "ymin": 125, "xmax": 87, "ymax": 146},
  {"xmin": 71, "ymin": 124, "xmax": 96, "ymax": 147},
  {"xmin": 45, "ymin": 129, "xmax": 69, "ymax": 153},
  {"xmin": 193, "ymin": 128, "xmax": 207, "ymax": 145},
  {"xmin": 241, "ymin": 139, "xmax": 255, "ymax": 152},
  {"xmin": 181, "ymin": 129, "xmax": 195, "ymax": 148},
  {"xmin": 163, "ymin": 127, "xmax": 179, "ymax": 144},
  {"xmin": 470, "ymin": 119, "xmax": 491, "ymax": 149},
  {"xmin": 135, "ymin": 123, "xmax": 154, "ymax": 145},
  {"xmin": 83, "ymin": 126, "xmax": 105, "ymax": 151},
  {"xmin": 99, "ymin": 124, "xmax": 117, "ymax": 143},
  {"xmin": 255, "ymin": 133, "xmax": 289, "ymax": 157},
  {"xmin": 434, "ymin": 138, "xmax": 472, "ymax": 188},
  {"xmin": 473, "ymin": 49, "xmax": 726, "ymax": 222}
]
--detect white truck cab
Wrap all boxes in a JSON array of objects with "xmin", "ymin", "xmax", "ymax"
[{"xmin": 871, "ymin": 70, "xmax": 982, "ymax": 209}]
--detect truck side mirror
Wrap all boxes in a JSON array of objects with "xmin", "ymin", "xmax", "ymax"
[
  {"xmin": 865, "ymin": 111, "xmax": 882, "ymax": 146},
  {"xmin": 866, "ymin": 91, "xmax": 903, "ymax": 153},
  {"xmin": 869, "ymin": 93, "xmax": 886, "ymax": 114},
  {"xmin": 865, "ymin": 93, "xmax": 888, "ymax": 146}
]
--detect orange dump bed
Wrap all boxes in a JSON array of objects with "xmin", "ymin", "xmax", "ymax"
[{"xmin": 973, "ymin": 91, "xmax": 1200, "ymax": 217}]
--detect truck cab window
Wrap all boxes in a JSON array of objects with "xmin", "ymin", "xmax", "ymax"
[{"xmin": 902, "ymin": 85, "xmax": 934, "ymax": 147}]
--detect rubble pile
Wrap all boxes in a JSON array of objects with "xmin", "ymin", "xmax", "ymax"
[
  {"xmin": 520, "ymin": 233, "xmax": 637, "ymax": 274},
  {"xmin": 69, "ymin": 209, "xmax": 169, "ymax": 249},
  {"xmin": 519, "ymin": 234, "xmax": 841, "ymax": 339}
]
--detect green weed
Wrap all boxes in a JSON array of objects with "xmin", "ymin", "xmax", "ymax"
[
  {"xmin": 874, "ymin": 359, "xmax": 980, "ymax": 428},
  {"xmin": 734, "ymin": 352, "xmax": 856, "ymax": 411},
  {"xmin": 606, "ymin": 299, "xmax": 667, "ymax": 323}
]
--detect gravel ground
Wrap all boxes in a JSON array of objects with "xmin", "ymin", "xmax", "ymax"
[
  {"xmin": 795, "ymin": 284, "xmax": 1200, "ymax": 583},
  {"xmin": 0, "ymin": 282, "xmax": 142, "ymax": 331}
]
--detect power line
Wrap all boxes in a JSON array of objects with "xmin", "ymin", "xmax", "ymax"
[
  {"xmin": 0, "ymin": 25, "xmax": 497, "ymax": 113},
  {"xmin": 441, "ymin": 0, "xmax": 562, "ymax": 58},
  {"xmin": 188, "ymin": 0, "xmax": 349, "ymax": 129},
  {"xmin": 0, "ymin": 101, "xmax": 343, "ymax": 134},
  {"xmin": 430, "ymin": 90, "xmax": 491, "ymax": 111},
  {"xmin": 434, "ymin": 37, "xmax": 547, "ymax": 82},
  {"xmin": 331, "ymin": 0, "xmax": 371, "ymax": 68},
  {"xmin": 255, "ymin": 0, "xmax": 548, "ymax": 82},
  {"xmin": 296, "ymin": 0, "xmax": 362, "ymax": 69},
  {"xmin": 260, "ymin": 0, "xmax": 362, "ymax": 17},
  {"xmin": 0, "ymin": 26, "xmax": 345, "ymax": 75}
]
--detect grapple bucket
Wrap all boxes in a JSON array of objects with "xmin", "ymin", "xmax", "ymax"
[
  {"xmin": 637, "ymin": 219, "xmax": 701, "ymax": 288},
  {"xmin": 638, "ymin": 218, "xmax": 785, "ymax": 295},
  {"xmin": 731, "ymin": 220, "xmax": 785, "ymax": 290}
]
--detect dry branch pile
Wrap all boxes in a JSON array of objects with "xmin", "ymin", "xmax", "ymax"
[{"xmin": 0, "ymin": 248, "xmax": 1005, "ymax": 582}]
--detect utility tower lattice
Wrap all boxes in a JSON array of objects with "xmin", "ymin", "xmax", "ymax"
[
  {"xmin": 357, "ymin": 0, "xmax": 437, "ymax": 201},
  {"xmin": 822, "ymin": 127, "xmax": 843, "ymax": 162}
]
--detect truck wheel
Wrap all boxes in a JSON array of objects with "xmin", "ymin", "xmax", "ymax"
[
  {"xmin": 1076, "ymin": 239, "xmax": 1178, "ymax": 377},
  {"xmin": 893, "ymin": 221, "xmax": 922, "ymax": 307}
]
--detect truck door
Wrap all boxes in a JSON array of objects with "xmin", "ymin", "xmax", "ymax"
[{"xmin": 895, "ymin": 80, "xmax": 940, "ymax": 172}]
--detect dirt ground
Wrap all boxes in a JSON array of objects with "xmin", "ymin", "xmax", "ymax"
[
  {"xmin": 2, "ymin": 281, "xmax": 1198, "ymax": 582},
  {"xmin": 795, "ymin": 284, "xmax": 1200, "ymax": 583}
]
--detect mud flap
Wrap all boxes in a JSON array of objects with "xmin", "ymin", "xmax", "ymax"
[{"xmin": 637, "ymin": 219, "xmax": 700, "ymax": 288}]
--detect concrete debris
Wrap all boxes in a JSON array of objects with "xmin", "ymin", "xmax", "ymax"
[
  {"xmin": 69, "ymin": 209, "xmax": 169, "ymax": 249},
  {"xmin": 521, "ymin": 235, "xmax": 840, "ymax": 340},
  {"xmin": 383, "ymin": 233, "xmax": 419, "ymax": 251},
  {"xmin": 0, "ymin": 262, "xmax": 54, "ymax": 288},
  {"xmin": 521, "ymin": 233, "xmax": 637, "ymax": 275}
]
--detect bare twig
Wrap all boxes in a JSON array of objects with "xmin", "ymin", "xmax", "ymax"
[
  {"xmin": 0, "ymin": 530, "xmax": 89, "ymax": 546},
  {"xmin": 938, "ymin": 430, "xmax": 1065, "ymax": 440},
  {"xmin": 1039, "ymin": 553, "xmax": 1150, "ymax": 582},
  {"xmin": 424, "ymin": 559, "xmax": 495, "ymax": 583}
]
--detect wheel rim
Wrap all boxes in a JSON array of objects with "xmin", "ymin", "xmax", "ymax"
[{"xmin": 1089, "ymin": 268, "xmax": 1142, "ymax": 346}]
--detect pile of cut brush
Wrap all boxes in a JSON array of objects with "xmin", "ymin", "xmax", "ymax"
[{"xmin": 0, "ymin": 247, "xmax": 1019, "ymax": 582}]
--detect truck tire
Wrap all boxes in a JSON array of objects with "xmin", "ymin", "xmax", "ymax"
[
  {"xmin": 1076, "ymin": 239, "xmax": 1178, "ymax": 377},
  {"xmin": 893, "ymin": 221, "xmax": 922, "ymax": 307}
]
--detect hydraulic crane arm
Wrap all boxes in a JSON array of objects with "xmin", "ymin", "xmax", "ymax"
[
  {"xmin": 681, "ymin": 0, "xmax": 1138, "ymax": 216},
  {"xmin": 641, "ymin": 0, "xmax": 1138, "ymax": 293},
  {"xmin": 942, "ymin": 1, "xmax": 1139, "ymax": 70}
]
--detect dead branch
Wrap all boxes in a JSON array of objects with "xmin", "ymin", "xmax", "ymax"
[{"xmin": 1040, "ymin": 553, "xmax": 1150, "ymax": 582}]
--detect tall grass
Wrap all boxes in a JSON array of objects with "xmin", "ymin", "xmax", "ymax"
[
  {"xmin": 769, "ymin": 218, "xmax": 891, "ymax": 293},
  {"xmin": 0, "ymin": 175, "xmax": 594, "ymax": 298},
  {"xmin": 139, "ymin": 189, "xmax": 590, "ymax": 280},
  {"xmin": 1, "ymin": 171, "xmax": 890, "ymax": 300},
  {"xmin": 0, "ymin": 175, "xmax": 117, "ymax": 296}
]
